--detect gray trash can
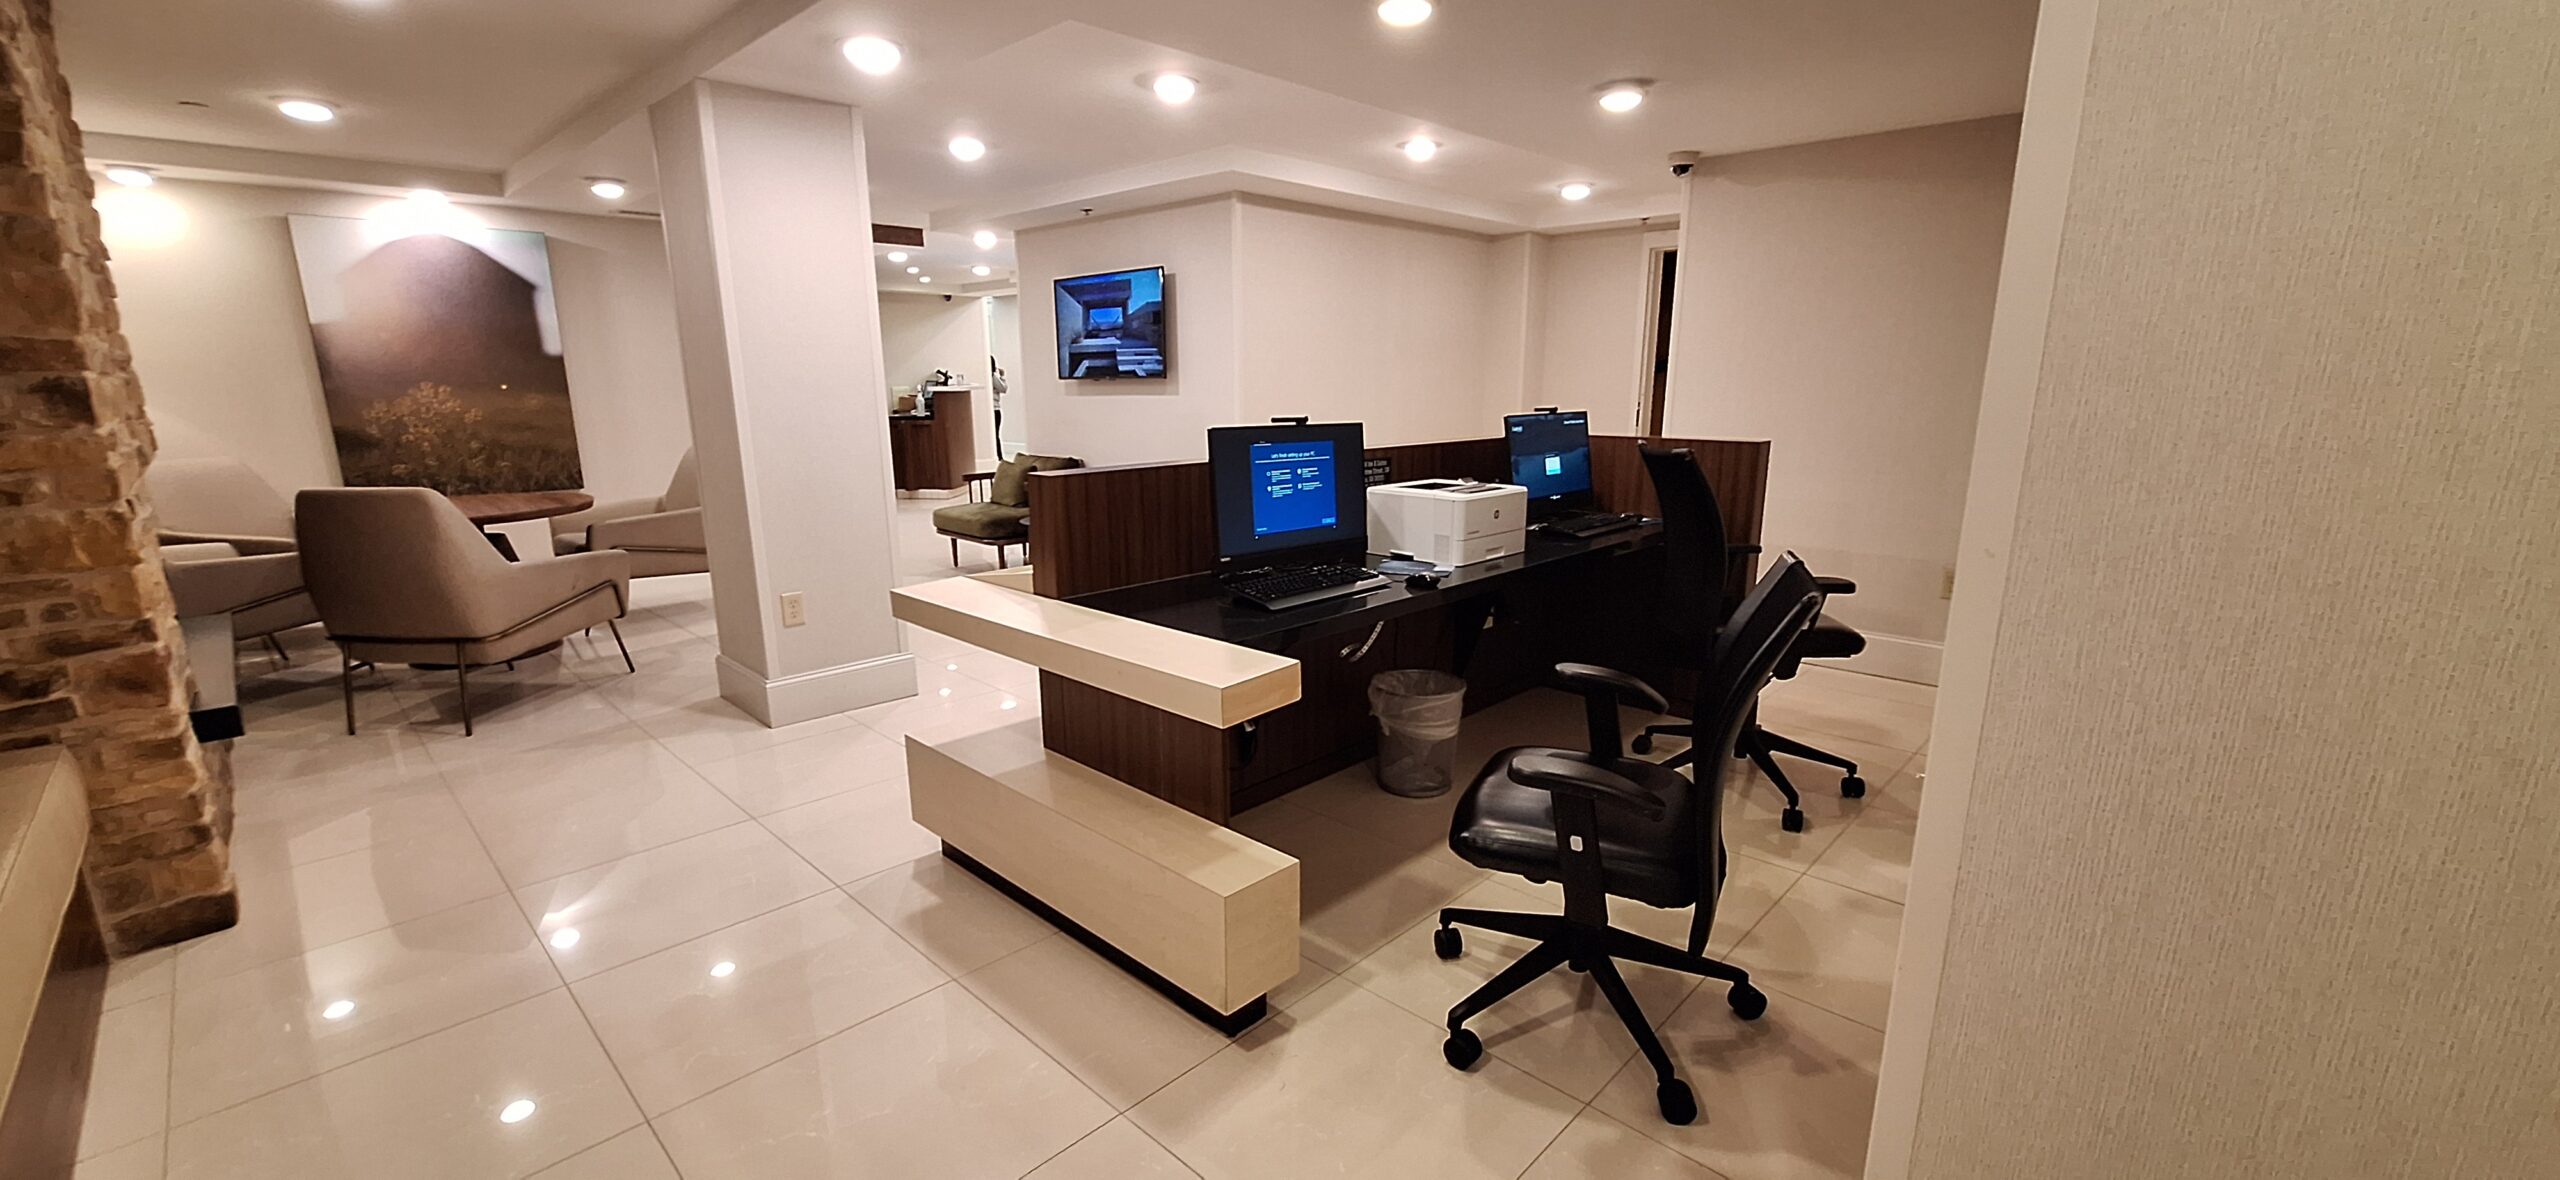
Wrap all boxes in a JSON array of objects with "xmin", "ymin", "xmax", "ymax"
[{"xmin": 1369, "ymin": 670, "xmax": 1468, "ymax": 797}]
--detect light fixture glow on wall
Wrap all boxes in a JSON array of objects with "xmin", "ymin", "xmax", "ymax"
[
  {"xmin": 1401, "ymin": 137, "xmax": 1439, "ymax": 162},
  {"xmin": 406, "ymin": 189, "xmax": 449, "ymax": 206},
  {"xmin": 1597, "ymin": 82, "xmax": 1648, "ymax": 113},
  {"xmin": 103, "ymin": 166, "xmax": 155, "ymax": 188},
  {"xmin": 905, "ymin": 266, "xmax": 920, "ymax": 274},
  {"xmin": 276, "ymin": 99, "xmax": 337, "ymax": 123},
  {"xmin": 971, "ymin": 265, "xmax": 992, "ymax": 276},
  {"xmin": 1151, "ymin": 73, "xmax": 1198, "ymax": 105},
  {"xmin": 886, "ymin": 250, "xmax": 909, "ymax": 263},
  {"xmin": 586, "ymin": 178, "xmax": 627, "ymax": 200},
  {"xmin": 948, "ymin": 135, "xmax": 987, "ymax": 162},
  {"xmin": 841, "ymin": 35, "xmax": 904, "ymax": 76},
  {"xmin": 1558, "ymin": 182, "xmax": 1592, "ymax": 201},
  {"xmin": 1377, "ymin": 0, "xmax": 1434, "ymax": 27},
  {"xmin": 972, "ymin": 229, "xmax": 997, "ymax": 250}
]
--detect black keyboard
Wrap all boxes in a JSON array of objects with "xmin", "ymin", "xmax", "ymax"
[
  {"xmin": 1543, "ymin": 510, "xmax": 1644, "ymax": 538},
  {"xmin": 1223, "ymin": 563, "xmax": 1386, "ymax": 610}
]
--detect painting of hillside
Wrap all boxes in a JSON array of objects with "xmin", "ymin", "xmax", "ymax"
[{"xmin": 287, "ymin": 214, "xmax": 584, "ymax": 493}]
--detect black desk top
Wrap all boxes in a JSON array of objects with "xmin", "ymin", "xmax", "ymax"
[{"xmin": 1068, "ymin": 524, "xmax": 1660, "ymax": 651}]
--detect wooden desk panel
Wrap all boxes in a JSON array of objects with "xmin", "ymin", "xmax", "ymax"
[{"xmin": 889, "ymin": 390, "xmax": 975, "ymax": 491}]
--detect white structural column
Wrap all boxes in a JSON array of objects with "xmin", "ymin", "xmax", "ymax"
[{"xmin": 648, "ymin": 80, "xmax": 914, "ymax": 725}]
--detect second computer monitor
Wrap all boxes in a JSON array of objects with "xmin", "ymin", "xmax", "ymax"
[
  {"xmin": 1207, "ymin": 421, "xmax": 1369, "ymax": 564},
  {"xmin": 1506, "ymin": 410, "xmax": 1594, "ymax": 511}
]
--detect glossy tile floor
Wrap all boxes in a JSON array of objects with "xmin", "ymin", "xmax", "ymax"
[{"xmin": 78, "ymin": 502, "xmax": 1932, "ymax": 1180}]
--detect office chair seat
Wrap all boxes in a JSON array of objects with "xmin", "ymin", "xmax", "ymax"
[{"xmin": 1451, "ymin": 747, "xmax": 1699, "ymax": 909}]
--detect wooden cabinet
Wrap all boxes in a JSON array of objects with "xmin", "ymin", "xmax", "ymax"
[{"xmin": 888, "ymin": 388, "xmax": 975, "ymax": 494}]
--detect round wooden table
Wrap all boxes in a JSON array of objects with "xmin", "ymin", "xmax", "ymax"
[{"xmin": 447, "ymin": 491, "xmax": 595, "ymax": 526}]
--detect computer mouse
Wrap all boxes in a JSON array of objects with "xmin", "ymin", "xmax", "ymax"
[{"xmin": 1404, "ymin": 572, "xmax": 1442, "ymax": 590}]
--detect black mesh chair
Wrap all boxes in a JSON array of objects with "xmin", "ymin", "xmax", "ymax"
[
  {"xmin": 1630, "ymin": 444, "xmax": 1870, "ymax": 832},
  {"xmin": 1433, "ymin": 555, "xmax": 1827, "ymax": 1125}
]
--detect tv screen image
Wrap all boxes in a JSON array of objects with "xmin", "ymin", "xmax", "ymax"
[{"xmin": 1055, "ymin": 266, "xmax": 1168, "ymax": 379}]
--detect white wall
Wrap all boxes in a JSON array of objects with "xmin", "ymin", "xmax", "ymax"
[
  {"xmin": 1666, "ymin": 116, "xmax": 2020, "ymax": 680},
  {"xmin": 1015, "ymin": 197, "xmax": 1240, "ymax": 466},
  {"xmin": 878, "ymin": 291, "xmax": 996, "ymax": 469},
  {"xmin": 102, "ymin": 178, "xmax": 691, "ymax": 505},
  {"xmin": 1535, "ymin": 226, "xmax": 1668, "ymax": 435},
  {"xmin": 986, "ymin": 294, "xmax": 1024, "ymax": 457}
]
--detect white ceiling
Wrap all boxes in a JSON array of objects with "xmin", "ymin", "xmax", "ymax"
[{"xmin": 57, "ymin": 0, "xmax": 2038, "ymax": 239}]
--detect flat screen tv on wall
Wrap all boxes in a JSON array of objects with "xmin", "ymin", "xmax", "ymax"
[{"xmin": 1054, "ymin": 266, "xmax": 1168, "ymax": 379}]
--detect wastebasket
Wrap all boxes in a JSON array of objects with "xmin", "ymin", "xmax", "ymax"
[{"xmin": 1369, "ymin": 670, "xmax": 1468, "ymax": 797}]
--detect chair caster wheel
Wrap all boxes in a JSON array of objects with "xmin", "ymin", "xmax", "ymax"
[
  {"xmin": 1727, "ymin": 982, "xmax": 1768, "ymax": 1021},
  {"xmin": 1433, "ymin": 926, "xmax": 1463, "ymax": 960},
  {"xmin": 1443, "ymin": 1028, "xmax": 1484, "ymax": 1070},
  {"xmin": 1631, "ymin": 734, "xmax": 1654, "ymax": 754},
  {"xmin": 1781, "ymin": 808, "xmax": 1806, "ymax": 833},
  {"xmin": 1656, "ymin": 1078, "xmax": 1698, "ymax": 1125},
  {"xmin": 1841, "ymin": 775, "xmax": 1866, "ymax": 798}
]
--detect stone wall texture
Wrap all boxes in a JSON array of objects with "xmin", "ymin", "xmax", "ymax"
[{"xmin": 0, "ymin": 0, "xmax": 236, "ymax": 954}]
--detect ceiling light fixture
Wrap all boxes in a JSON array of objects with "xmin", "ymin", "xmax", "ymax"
[
  {"xmin": 1597, "ymin": 81, "xmax": 1649, "ymax": 113},
  {"xmin": 841, "ymin": 35, "xmax": 903, "ymax": 76},
  {"xmin": 1377, "ymin": 0, "xmax": 1434, "ymax": 28},
  {"xmin": 1401, "ymin": 137, "xmax": 1439, "ymax": 162},
  {"xmin": 276, "ymin": 98, "xmax": 337, "ymax": 124},
  {"xmin": 886, "ymin": 250, "xmax": 908, "ymax": 263},
  {"xmin": 972, "ymin": 229, "xmax": 998, "ymax": 250},
  {"xmin": 320, "ymin": 999, "xmax": 356, "ymax": 1021},
  {"xmin": 971, "ymin": 265, "xmax": 992, "ymax": 277},
  {"xmin": 103, "ymin": 166, "xmax": 155, "ymax": 188},
  {"xmin": 1558, "ymin": 182, "xmax": 1593, "ymax": 201},
  {"xmin": 1151, "ymin": 73, "xmax": 1198, "ymax": 105},
  {"xmin": 586, "ymin": 177, "xmax": 627, "ymax": 200},
  {"xmin": 948, "ymin": 135, "xmax": 986, "ymax": 162},
  {"xmin": 406, "ymin": 188, "xmax": 449, "ymax": 206},
  {"xmin": 918, "ymin": 276, "xmax": 932, "ymax": 283},
  {"xmin": 498, "ymin": 1100, "xmax": 537, "ymax": 1125},
  {"xmin": 905, "ymin": 266, "xmax": 920, "ymax": 274},
  {"xmin": 710, "ymin": 961, "xmax": 736, "ymax": 978}
]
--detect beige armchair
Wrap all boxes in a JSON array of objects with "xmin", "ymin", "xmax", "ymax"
[
  {"xmin": 553, "ymin": 448, "xmax": 707, "ymax": 577},
  {"xmin": 296, "ymin": 489, "xmax": 634, "ymax": 736},
  {"xmin": 144, "ymin": 458, "xmax": 317, "ymax": 652}
]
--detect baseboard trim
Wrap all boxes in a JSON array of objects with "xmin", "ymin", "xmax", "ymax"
[
  {"xmin": 716, "ymin": 650, "xmax": 917, "ymax": 726},
  {"xmin": 1844, "ymin": 633, "xmax": 1942, "ymax": 686}
]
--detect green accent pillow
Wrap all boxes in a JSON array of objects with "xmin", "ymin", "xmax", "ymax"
[{"xmin": 990, "ymin": 456, "xmax": 1033, "ymax": 507}]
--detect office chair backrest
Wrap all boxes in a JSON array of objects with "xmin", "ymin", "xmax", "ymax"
[
  {"xmin": 1685, "ymin": 553, "xmax": 1825, "ymax": 947},
  {"xmin": 1638, "ymin": 444, "xmax": 1739, "ymax": 657}
]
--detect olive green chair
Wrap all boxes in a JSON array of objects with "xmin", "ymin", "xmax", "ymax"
[{"xmin": 931, "ymin": 453, "xmax": 1080, "ymax": 568}]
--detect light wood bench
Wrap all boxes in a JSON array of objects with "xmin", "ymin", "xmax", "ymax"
[{"xmin": 0, "ymin": 747, "xmax": 105, "ymax": 1174}]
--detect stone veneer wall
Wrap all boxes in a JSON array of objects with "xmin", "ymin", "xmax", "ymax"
[{"xmin": 0, "ymin": 0, "xmax": 236, "ymax": 954}]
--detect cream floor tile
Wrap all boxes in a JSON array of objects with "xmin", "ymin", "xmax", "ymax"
[
  {"xmin": 411, "ymin": 677, "xmax": 634, "ymax": 751},
  {"xmin": 228, "ymin": 726, "xmax": 443, "ymax": 792},
  {"xmin": 78, "ymin": 993, "xmax": 170, "ymax": 1161},
  {"xmin": 445, "ymin": 734, "xmax": 749, "ymax": 886},
  {"xmin": 164, "ymin": 991, "xmax": 641, "ymax": 1180},
  {"xmin": 1131, "ymin": 976, "xmax": 1580, "ymax": 1180},
  {"xmin": 1751, "ymin": 690, "xmax": 1933, "ymax": 757},
  {"xmin": 73, "ymin": 1133, "xmax": 164, "ymax": 1180},
  {"xmin": 686, "ymin": 723, "xmax": 905, "ymax": 816},
  {"xmin": 844, "ymin": 853, "xmax": 1058, "ymax": 975},
  {"xmin": 1804, "ymin": 790, "xmax": 1919, "ymax": 904},
  {"xmin": 958, "ymin": 933, "xmax": 1232, "ymax": 1110},
  {"xmin": 1280, "ymin": 760, "xmax": 1478, "ymax": 873},
  {"xmin": 1230, "ymin": 799, "xmax": 1484, "ymax": 973},
  {"xmin": 579, "ymin": 640, "xmax": 720, "ymax": 716},
  {"xmin": 1591, "ymin": 984, "xmax": 1883, "ymax": 1180},
  {"xmin": 173, "ymin": 822, "xmax": 507, "ymax": 988},
  {"xmin": 651, "ymin": 983, "xmax": 1114, "ymax": 1179},
  {"xmin": 528, "ymin": 1127, "xmax": 680, "ymax": 1179},
  {"xmin": 102, "ymin": 945, "xmax": 176, "ymax": 1013},
  {"xmin": 1522, "ymin": 1108, "xmax": 1725, "ymax": 1180},
  {"xmin": 846, "ymin": 681, "xmax": 1008, "ymax": 744},
  {"xmin": 513, "ymin": 821, "xmax": 833, "ymax": 981},
  {"xmin": 570, "ymin": 892, "xmax": 946, "ymax": 1115},
  {"xmin": 1028, "ymin": 1119, "xmax": 1199, "ymax": 1179},
  {"xmin": 757, "ymin": 777, "xmax": 942, "ymax": 884},
  {"xmin": 1776, "ymin": 666, "xmax": 1938, "ymax": 711},
  {"xmin": 1267, "ymin": 955, "xmax": 1336, "ymax": 1013},
  {"xmin": 1715, "ymin": 736, "xmax": 1915, "ymax": 872},
  {"xmin": 632, "ymin": 697, "xmax": 865, "ymax": 767},
  {"xmin": 227, "ymin": 776, "xmax": 474, "ymax": 874},
  {"xmin": 167, "ymin": 895, "xmax": 559, "ymax": 1123},
  {"xmin": 1341, "ymin": 879, "xmax": 1700, "ymax": 1101},
  {"xmin": 1727, "ymin": 875, "xmax": 1903, "ymax": 1031}
]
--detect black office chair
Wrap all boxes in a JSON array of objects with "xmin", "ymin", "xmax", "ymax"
[
  {"xmin": 1433, "ymin": 555, "xmax": 1827, "ymax": 1125},
  {"xmin": 1630, "ymin": 444, "xmax": 1869, "ymax": 832}
]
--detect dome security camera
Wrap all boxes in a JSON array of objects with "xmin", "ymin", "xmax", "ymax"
[{"xmin": 1667, "ymin": 150, "xmax": 1702, "ymax": 178}]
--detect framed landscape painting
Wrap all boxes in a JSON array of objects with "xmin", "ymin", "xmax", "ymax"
[{"xmin": 286, "ymin": 213, "xmax": 584, "ymax": 493}]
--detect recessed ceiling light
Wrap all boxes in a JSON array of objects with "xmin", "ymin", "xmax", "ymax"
[
  {"xmin": 886, "ymin": 250, "xmax": 908, "ymax": 263},
  {"xmin": 948, "ymin": 136, "xmax": 986, "ymax": 162},
  {"xmin": 1597, "ymin": 82, "xmax": 1648, "ymax": 113},
  {"xmin": 498, "ymin": 1099, "xmax": 537, "ymax": 1125},
  {"xmin": 971, "ymin": 265, "xmax": 992, "ymax": 277},
  {"xmin": 841, "ymin": 35, "xmax": 903, "ymax": 76},
  {"xmin": 1401, "ymin": 137, "xmax": 1439, "ymax": 162},
  {"xmin": 1151, "ymin": 73, "xmax": 1198, "ymax": 105},
  {"xmin": 972, "ymin": 229, "xmax": 998, "ymax": 250},
  {"xmin": 709, "ymin": 961, "xmax": 736, "ymax": 978},
  {"xmin": 320, "ymin": 999, "xmax": 356, "ymax": 1021},
  {"xmin": 276, "ymin": 99, "xmax": 337, "ymax": 124},
  {"xmin": 919, "ymin": 276, "xmax": 933, "ymax": 283},
  {"xmin": 905, "ymin": 266, "xmax": 920, "ymax": 274},
  {"xmin": 1558, "ymin": 182, "xmax": 1593, "ymax": 201},
  {"xmin": 1377, "ymin": 0, "xmax": 1434, "ymax": 28},
  {"xmin": 586, "ymin": 178, "xmax": 627, "ymax": 200},
  {"xmin": 103, "ymin": 166, "xmax": 155, "ymax": 188}
]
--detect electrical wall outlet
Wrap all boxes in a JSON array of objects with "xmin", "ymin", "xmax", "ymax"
[
  {"xmin": 779, "ymin": 591, "xmax": 806, "ymax": 627},
  {"xmin": 1941, "ymin": 566, "xmax": 1958, "ymax": 600}
]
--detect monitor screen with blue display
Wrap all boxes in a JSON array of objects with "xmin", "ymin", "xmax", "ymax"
[
  {"xmin": 1054, "ymin": 266, "xmax": 1167, "ymax": 379},
  {"xmin": 1505, "ymin": 410, "xmax": 1594, "ymax": 508},
  {"xmin": 1208, "ymin": 422, "xmax": 1368, "ymax": 563}
]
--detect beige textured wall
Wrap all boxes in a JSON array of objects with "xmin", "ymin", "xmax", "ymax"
[{"xmin": 1887, "ymin": 0, "xmax": 2560, "ymax": 1174}]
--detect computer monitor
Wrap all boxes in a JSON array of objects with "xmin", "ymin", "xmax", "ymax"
[
  {"xmin": 1207, "ymin": 421, "xmax": 1368, "ymax": 565},
  {"xmin": 1505, "ymin": 410, "xmax": 1594, "ymax": 514}
]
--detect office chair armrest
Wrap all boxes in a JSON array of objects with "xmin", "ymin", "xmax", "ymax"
[
  {"xmin": 1814, "ymin": 575, "xmax": 1857, "ymax": 596},
  {"xmin": 1553, "ymin": 662, "xmax": 1668, "ymax": 715},
  {"xmin": 1726, "ymin": 543, "xmax": 1763, "ymax": 557},
  {"xmin": 1507, "ymin": 753, "xmax": 1667, "ymax": 821}
]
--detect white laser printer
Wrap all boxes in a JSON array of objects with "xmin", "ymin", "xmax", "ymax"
[{"xmin": 1364, "ymin": 478, "xmax": 1528, "ymax": 567}]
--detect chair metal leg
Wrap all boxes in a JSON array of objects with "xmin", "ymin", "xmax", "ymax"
[
  {"xmin": 1440, "ymin": 907, "xmax": 1564, "ymax": 943},
  {"xmin": 1760, "ymin": 729, "xmax": 1857, "ymax": 774},
  {"xmin": 949, "ymin": 538, "xmax": 959, "ymax": 565},
  {"xmin": 456, "ymin": 645, "xmax": 473, "ymax": 737},
  {"xmin": 1741, "ymin": 730, "xmax": 1806, "ymax": 831},
  {"xmin": 606, "ymin": 619, "xmax": 636, "ymax": 673},
  {"xmin": 1446, "ymin": 940, "xmax": 1570, "ymax": 1032},
  {"xmin": 1589, "ymin": 959, "xmax": 1678, "ymax": 1083},
  {"xmin": 1599, "ymin": 926, "xmax": 1752, "ymax": 985},
  {"xmin": 341, "ymin": 649, "xmax": 356, "ymax": 735},
  {"xmin": 997, "ymin": 544, "xmax": 1009, "ymax": 569},
  {"xmin": 266, "ymin": 634, "xmax": 291, "ymax": 664}
]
